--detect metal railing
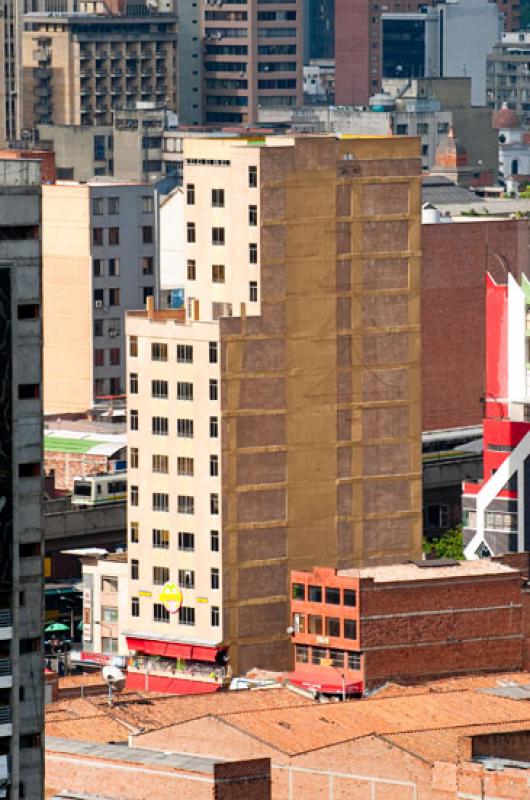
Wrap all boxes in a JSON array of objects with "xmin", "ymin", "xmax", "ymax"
[
  {"xmin": 0, "ymin": 660, "xmax": 11, "ymax": 676},
  {"xmin": 0, "ymin": 611, "xmax": 11, "ymax": 628}
]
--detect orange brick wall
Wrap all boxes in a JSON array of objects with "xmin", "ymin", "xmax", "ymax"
[{"xmin": 44, "ymin": 451, "xmax": 115, "ymax": 490}]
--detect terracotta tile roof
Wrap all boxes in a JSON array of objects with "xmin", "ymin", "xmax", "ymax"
[
  {"xmin": 58, "ymin": 673, "xmax": 107, "ymax": 690},
  {"xmin": 209, "ymin": 688, "xmax": 530, "ymax": 755},
  {"xmin": 45, "ymin": 686, "xmax": 314, "ymax": 743},
  {"xmin": 385, "ymin": 721, "xmax": 530, "ymax": 763},
  {"xmin": 368, "ymin": 672, "xmax": 530, "ymax": 700}
]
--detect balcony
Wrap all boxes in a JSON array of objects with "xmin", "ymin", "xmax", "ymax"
[
  {"xmin": 0, "ymin": 660, "xmax": 12, "ymax": 690},
  {"xmin": 0, "ymin": 612, "xmax": 11, "ymax": 642}
]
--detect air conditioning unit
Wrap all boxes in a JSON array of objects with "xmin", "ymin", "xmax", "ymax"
[
  {"xmin": 108, "ymin": 329, "xmax": 119, "ymax": 337},
  {"xmin": 95, "ymin": 300, "xmax": 103, "ymax": 308}
]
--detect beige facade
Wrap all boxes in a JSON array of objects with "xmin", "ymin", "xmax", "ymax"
[
  {"xmin": 123, "ymin": 135, "xmax": 423, "ymax": 677},
  {"xmin": 42, "ymin": 181, "xmax": 156, "ymax": 415},
  {"xmin": 82, "ymin": 553, "xmax": 129, "ymax": 657},
  {"xmin": 125, "ymin": 305, "xmax": 223, "ymax": 648},
  {"xmin": 22, "ymin": 14, "xmax": 177, "ymax": 130}
]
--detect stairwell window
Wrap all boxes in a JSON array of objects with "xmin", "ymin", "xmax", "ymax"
[
  {"xmin": 130, "ymin": 410, "xmax": 138, "ymax": 431},
  {"xmin": 210, "ymin": 416, "xmax": 218, "ymax": 437},
  {"xmin": 187, "ymin": 222, "xmax": 196, "ymax": 243}
]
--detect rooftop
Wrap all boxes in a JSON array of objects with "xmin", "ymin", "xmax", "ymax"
[
  {"xmin": 131, "ymin": 672, "xmax": 530, "ymax": 760},
  {"xmin": 339, "ymin": 558, "xmax": 517, "ymax": 583},
  {"xmin": 46, "ymin": 737, "xmax": 221, "ymax": 775},
  {"xmin": 45, "ymin": 686, "xmax": 316, "ymax": 743},
  {"xmin": 44, "ymin": 429, "xmax": 126, "ymax": 456}
]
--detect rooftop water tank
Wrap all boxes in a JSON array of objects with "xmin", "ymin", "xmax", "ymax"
[{"xmin": 369, "ymin": 92, "xmax": 396, "ymax": 112}]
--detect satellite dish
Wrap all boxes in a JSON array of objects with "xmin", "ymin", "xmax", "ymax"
[
  {"xmin": 102, "ymin": 665, "xmax": 125, "ymax": 688},
  {"xmin": 102, "ymin": 665, "xmax": 125, "ymax": 705}
]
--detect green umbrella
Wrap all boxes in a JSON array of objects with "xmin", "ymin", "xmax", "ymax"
[{"xmin": 45, "ymin": 622, "xmax": 70, "ymax": 633}]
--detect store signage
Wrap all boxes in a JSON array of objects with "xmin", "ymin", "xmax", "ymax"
[{"xmin": 159, "ymin": 581, "xmax": 183, "ymax": 614}]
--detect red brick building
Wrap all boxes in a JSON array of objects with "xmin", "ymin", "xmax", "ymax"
[
  {"xmin": 422, "ymin": 217, "xmax": 530, "ymax": 432},
  {"xmin": 289, "ymin": 559, "xmax": 530, "ymax": 693}
]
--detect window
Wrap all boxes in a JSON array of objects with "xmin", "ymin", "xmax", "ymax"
[
  {"xmin": 108, "ymin": 197, "xmax": 120, "ymax": 215},
  {"xmin": 211, "ymin": 567, "xmax": 220, "ymax": 589},
  {"xmin": 93, "ymin": 228, "xmax": 103, "ymax": 246},
  {"xmin": 109, "ymin": 288, "xmax": 120, "ymax": 306},
  {"xmin": 102, "ymin": 637, "xmax": 119, "ymax": 654},
  {"xmin": 462, "ymin": 509, "xmax": 476, "ymax": 528},
  {"xmin": 129, "ymin": 336, "xmax": 138, "ymax": 357},
  {"xmin": 212, "ymin": 227, "xmax": 225, "ymax": 246},
  {"xmin": 311, "ymin": 647, "xmax": 326, "ymax": 665},
  {"xmin": 211, "ymin": 530, "xmax": 219, "ymax": 552},
  {"xmin": 209, "ymin": 379, "xmax": 218, "ymax": 401},
  {"xmin": 177, "ymin": 456, "xmax": 194, "ymax": 476},
  {"xmin": 324, "ymin": 588, "xmax": 339, "ymax": 607},
  {"xmin": 129, "ymin": 373, "xmax": 138, "ymax": 394},
  {"xmin": 343, "ymin": 589, "xmax": 356, "ymax": 607},
  {"xmin": 131, "ymin": 597, "xmax": 140, "ymax": 617},
  {"xmin": 130, "ymin": 447, "xmax": 139, "ymax": 469},
  {"xmin": 102, "ymin": 576, "xmax": 118, "ymax": 593},
  {"xmin": 212, "ymin": 264, "xmax": 225, "ymax": 283},
  {"xmin": 153, "ymin": 603, "xmax": 170, "ymax": 623},
  {"xmin": 330, "ymin": 649, "xmax": 344, "ymax": 668},
  {"xmin": 142, "ymin": 226, "xmax": 153, "ymax": 244},
  {"xmin": 131, "ymin": 559, "xmax": 139, "ymax": 580},
  {"xmin": 152, "ymin": 342, "xmax": 168, "ymax": 361},
  {"xmin": 130, "ymin": 521, "xmax": 139, "ymax": 543},
  {"xmin": 293, "ymin": 612, "xmax": 306, "ymax": 633},
  {"xmin": 152, "ymin": 454, "xmax": 168, "ymax": 473},
  {"xmin": 295, "ymin": 645, "xmax": 309, "ymax": 663},
  {"xmin": 130, "ymin": 409, "xmax": 139, "ymax": 431},
  {"xmin": 93, "ymin": 197, "xmax": 103, "ymax": 216},
  {"xmin": 326, "ymin": 617, "xmax": 340, "ymax": 637},
  {"xmin": 177, "ymin": 418, "xmax": 194, "ymax": 438},
  {"xmin": 102, "ymin": 606, "xmax": 118, "ymax": 623},
  {"xmin": 344, "ymin": 619, "xmax": 357, "ymax": 640},
  {"xmin": 348, "ymin": 652, "xmax": 361, "ymax": 670},
  {"xmin": 94, "ymin": 135, "xmax": 106, "ymax": 161},
  {"xmin": 152, "ymin": 379, "xmax": 168, "ymax": 399},
  {"xmin": 18, "ymin": 383, "xmax": 40, "ymax": 400},
  {"xmin": 94, "ymin": 349, "xmax": 104, "ymax": 368},
  {"xmin": 142, "ymin": 195, "xmax": 154, "ymax": 213},
  {"xmin": 152, "ymin": 492, "xmax": 169, "ymax": 512},
  {"xmin": 18, "ymin": 463, "xmax": 40, "ymax": 479},
  {"xmin": 142, "ymin": 256, "xmax": 154, "ymax": 275},
  {"xmin": 179, "ymin": 606, "xmax": 195, "ymax": 626},
  {"xmin": 187, "ymin": 259, "xmax": 196, "ymax": 280},
  {"xmin": 396, "ymin": 124, "xmax": 408, "ymax": 135},
  {"xmin": 17, "ymin": 304, "xmax": 39, "ymax": 320},
  {"xmin": 210, "ymin": 454, "xmax": 219, "ymax": 477},
  {"xmin": 209, "ymin": 341, "xmax": 218, "ymax": 363},
  {"xmin": 178, "ymin": 532, "xmax": 195, "ymax": 551},
  {"xmin": 152, "ymin": 529, "xmax": 169, "ymax": 549},
  {"xmin": 248, "ymin": 165, "xmax": 257, "ymax": 187},
  {"xmin": 211, "ymin": 606, "xmax": 220, "ymax": 627},
  {"xmin": 292, "ymin": 583, "xmax": 305, "ymax": 601},
  {"xmin": 177, "ymin": 381, "xmax": 194, "ymax": 401},
  {"xmin": 108, "ymin": 227, "xmax": 120, "ymax": 246},
  {"xmin": 178, "ymin": 495, "xmax": 194, "ymax": 514},
  {"xmin": 249, "ymin": 243, "xmax": 258, "ymax": 264},
  {"xmin": 94, "ymin": 378, "xmax": 105, "ymax": 396},
  {"xmin": 210, "ymin": 416, "xmax": 218, "ymax": 437},
  {"xmin": 130, "ymin": 485, "xmax": 139, "ymax": 506},
  {"xmin": 424, "ymin": 504, "xmax": 449, "ymax": 529},
  {"xmin": 109, "ymin": 347, "xmax": 120, "ymax": 366},
  {"xmin": 94, "ymin": 289, "xmax": 104, "ymax": 307},
  {"xmin": 177, "ymin": 344, "xmax": 193, "ymax": 363},
  {"xmin": 153, "ymin": 566, "xmax": 170, "ymax": 585},
  {"xmin": 212, "ymin": 188, "xmax": 225, "ymax": 207},
  {"xmin": 249, "ymin": 204, "xmax": 257, "ymax": 226},
  {"xmin": 152, "ymin": 416, "xmax": 168, "ymax": 435},
  {"xmin": 308, "ymin": 615, "xmax": 323, "ymax": 634},
  {"xmin": 186, "ymin": 183, "xmax": 195, "ymax": 205},
  {"xmin": 93, "ymin": 258, "xmax": 103, "ymax": 277},
  {"xmin": 187, "ymin": 222, "xmax": 196, "ymax": 243},
  {"xmin": 417, "ymin": 123, "xmax": 429, "ymax": 135},
  {"xmin": 308, "ymin": 585, "xmax": 322, "ymax": 603},
  {"xmin": 178, "ymin": 569, "xmax": 195, "ymax": 588},
  {"xmin": 249, "ymin": 281, "xmax": 258, "ymax": 302},
  {"xmin": 143, "ymin": 287, "xmax": 153, "ymax": 304}
]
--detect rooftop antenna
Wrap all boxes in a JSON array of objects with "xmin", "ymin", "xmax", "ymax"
[{"xmin": 102, "ymin": 665, "xmax": 125, "ymax": 707}]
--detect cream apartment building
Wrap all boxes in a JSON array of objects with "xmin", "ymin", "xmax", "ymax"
[{"xmin": 124, "ymin": 134, "xmax": 423, "ymax": 686}]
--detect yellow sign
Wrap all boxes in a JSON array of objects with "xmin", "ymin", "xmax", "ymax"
[
  {"xmin": 139, "ymin": 590, "xmax": 152, "ymax": 598},
  {"xmin": 197, "ymin": 597, "xmax": 209, "ymax": 604},
  {"xmin": 159, "ymin": 581, "xmax": 183, "ymax": 614},
  {"xmin": 320, "ymin": 658, "xmax": 332, "ymax": 667}
]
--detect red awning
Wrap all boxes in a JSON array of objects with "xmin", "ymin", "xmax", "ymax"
[
  {"xmin": 126, "ymin": 637, "xmax": 221, "ymax": 663},
  {"xmin": 285, "ymin": 671, "xmax": 363, "ymax": 695}
]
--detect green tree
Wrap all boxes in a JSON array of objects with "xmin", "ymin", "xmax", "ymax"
[{"xmin": 423, "ymin": 525, "xmax": 464, "ymax": 560}]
